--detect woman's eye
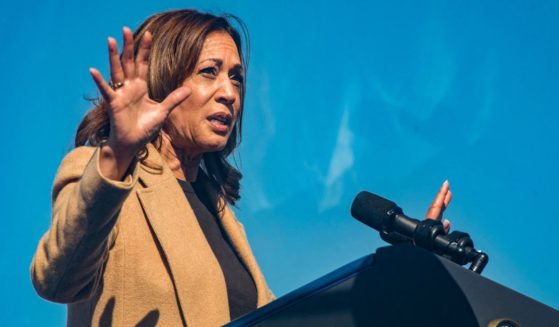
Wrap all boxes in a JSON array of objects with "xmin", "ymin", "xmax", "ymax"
[
  {"xmin": 200, "ymin": 67, "xmax": 217, "ymax": 76},
  {"xmin": 230, "ymin": 74, "xmax": 244, "ymax": 86}
]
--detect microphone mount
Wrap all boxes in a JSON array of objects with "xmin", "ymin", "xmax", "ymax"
[{"xmin": 352, "ymin": 192, "xmax": 489, "ymax": 274}]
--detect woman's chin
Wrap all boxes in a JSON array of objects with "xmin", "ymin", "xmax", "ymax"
[{"xmin": 200, "ymin": 136, "xmax": 229, "ymax": 153}]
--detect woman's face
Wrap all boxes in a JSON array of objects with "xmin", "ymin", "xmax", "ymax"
[{"xmin": 167, "ymin": 31, "xmax": 243, "ymax": 157}]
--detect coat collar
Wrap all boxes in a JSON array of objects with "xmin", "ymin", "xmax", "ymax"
[{"xmin": 135, "ymin": 144, "xmax": 271, "ymax": 324}]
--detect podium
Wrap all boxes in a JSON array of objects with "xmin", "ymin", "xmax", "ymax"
[{"xmin": 227, "ymin": 244, "xmax": 559, "ymax": 327}]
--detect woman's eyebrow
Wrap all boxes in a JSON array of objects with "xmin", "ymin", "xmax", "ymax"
[
  {"xmin": 231, "ymin": 64, "xmax": 244, "ymax": 72},
  {"xmin": 200, "ymin": 58, "xmax": 222, "ymax": 65},
  {"xmin": 199, "ymin": 58, "xmax": 243, "ymax": 70}
]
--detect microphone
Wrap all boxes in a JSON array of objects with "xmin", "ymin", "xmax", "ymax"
[
  {"xmin": 350, "ymin": 191, "xmax": 421, "ymax": 244},
  {"xmin": 351, "ymin": 191, "xmax": 489, "ymax": 274}
]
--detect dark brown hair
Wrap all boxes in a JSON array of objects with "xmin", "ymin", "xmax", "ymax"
[{"xmin": 75, "ymin": 9, "xmax": 249, "ymax": 206}]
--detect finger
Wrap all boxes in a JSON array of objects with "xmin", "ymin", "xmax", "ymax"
[
  {"xmin": 135, "ymin": 31, "xmax": 152, "ymax": 79},
  {"xmin": 108, "ymin": 37, "xmax": 125, "ymax": 85},
  {"xmin": 160, "ymin": 87, "xmax": 192, "ymax": 114},
  {"xmin": 425, "ymin": 180, "xmax": 450, "ymax": 220},
  {"xmin": 121, "ymin": 27, "xmax": 136, "ymax": 79},
  {"xmin": 444, "ymin": 190, "xmax": 453, "ymax": 208},
  {"xmin": 443, "ymin": 219, "xmax": 451, "ymax": 234},
  {"xmin": 90, "ymin": 68, "xmax": 115, "ymax": 101}
]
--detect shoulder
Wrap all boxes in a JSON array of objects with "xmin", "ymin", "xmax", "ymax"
[
  {"xmin": 61, "ymin": 146, "xmax": 97, "ymax": 165},
  {"xmin": 52, "ymin": 146, "xmax": 97, "ymax": 197},
  {"xmin": 56, "ymin": 146, "xmax": 97, "ymax": 179}
]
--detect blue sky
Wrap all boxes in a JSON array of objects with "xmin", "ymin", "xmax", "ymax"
[{"xmin": 1, "ymin": 0, "xmax": 558, "ymax": 324}]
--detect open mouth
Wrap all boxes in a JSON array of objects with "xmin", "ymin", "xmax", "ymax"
[{"xmin": 207, "ymin": 112, "xmax": 233, "ymax": 133}]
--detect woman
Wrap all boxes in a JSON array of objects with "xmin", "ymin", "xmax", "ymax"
[
  {"xmin": 32, "ymin": 9, "xmax": 274, "ymax": 326},
  {"xmin": 31, "ymin": 8, "xmax": 452, "ymax": 327}
]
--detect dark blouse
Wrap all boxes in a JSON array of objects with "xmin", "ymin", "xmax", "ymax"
[{"xmin": 177, "ymin": 179, "xmax": 257, "ymax": 320}]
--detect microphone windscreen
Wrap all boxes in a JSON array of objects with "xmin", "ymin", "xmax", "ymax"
[{"xmin": 350, "ymin": 191, "xmax": 397, "ymax": 230}]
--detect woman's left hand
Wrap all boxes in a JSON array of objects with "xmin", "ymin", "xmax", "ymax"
[{"xmin": 424, "ymin": 180, "xmax": 453, "ymax": 234}]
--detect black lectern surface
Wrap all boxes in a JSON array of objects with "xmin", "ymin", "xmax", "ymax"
[{"xmin": 226, "ymin": 244, "xmax": 558, "ymax": 327}]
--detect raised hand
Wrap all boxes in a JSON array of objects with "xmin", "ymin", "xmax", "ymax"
[
  {"xmin": 89, "ymin": 27, "xmax": 191, "ymax": 180},
  {"xmin": 425, "ymin": 180, "xmax": 453, "ymax": 233}
]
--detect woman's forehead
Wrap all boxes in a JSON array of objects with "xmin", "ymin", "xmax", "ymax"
[{"xmin": 198, "ymin": 31, "xmax": 241, "ymax": 65}]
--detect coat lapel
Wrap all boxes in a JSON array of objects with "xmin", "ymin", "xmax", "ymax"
[
  {"xmin": 135, "ymin": 145, "xmax": 230, "ymax": 326},
  {"xmin": 218, "ymin": 205, "xmax": 273, "ymax": 306},
  {"xmin": 196, "ymin": 172, "xmax": 273, "ymax": 306}
]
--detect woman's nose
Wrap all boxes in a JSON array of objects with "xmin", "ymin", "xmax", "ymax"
[{"xmin": 215, "ymin": 77, "xmax": 237, "ymax": 105}]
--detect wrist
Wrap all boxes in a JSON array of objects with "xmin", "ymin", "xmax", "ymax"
[
  {"xmin": 103, "ymin": 139, "xmax": 138, "ymax": 162},
  {"xmin": 99, "ymin": 140, "xmax": 138, "ymax": 181}
]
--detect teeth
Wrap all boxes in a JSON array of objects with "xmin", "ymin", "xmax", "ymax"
[
  {"xmin": 210, "ymin": 118, "xmax": 227, "ymax": 125},
  {"xmin": 210, "ymin": 116, "xmax": 229, "ymax": 125}
]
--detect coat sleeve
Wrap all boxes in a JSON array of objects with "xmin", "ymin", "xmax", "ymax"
[{"xmin": 31, "ymin": 146, "xmax": 139, "ymax": 303}]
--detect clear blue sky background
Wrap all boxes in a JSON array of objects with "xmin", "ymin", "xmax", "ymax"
[{"xmin": 1, "ymin": 0, "xmax": 558, "ymax": 324}]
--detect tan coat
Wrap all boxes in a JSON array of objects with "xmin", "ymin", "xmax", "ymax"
[{"xmin": 31, "ymin": 144, "xmax": 274, "ymax": 326}]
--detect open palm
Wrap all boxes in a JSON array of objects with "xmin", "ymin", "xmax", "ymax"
[{"xmin": 89, "ymin": 27, "xmax": 190, "ymax": 155}]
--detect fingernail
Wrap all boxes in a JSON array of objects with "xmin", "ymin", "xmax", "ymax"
[{"xmin": 443, "ymin": 180, "xmax": 449, "ymax": 186}]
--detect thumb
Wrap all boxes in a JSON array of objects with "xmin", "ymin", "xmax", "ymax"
[{"xmin": 160, "ymin": 86, "xmax": 191, "ymax": 114}]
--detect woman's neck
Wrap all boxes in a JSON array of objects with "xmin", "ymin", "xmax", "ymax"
[{"xmin": 160, "ymin": 133, "xmax": 201, "ymax": 182}]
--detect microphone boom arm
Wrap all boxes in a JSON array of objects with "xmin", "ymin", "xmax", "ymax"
[
  {"xmin": 351, "ymin": 192, "xmax": 489, "ymax": 274},
  {"xmin": 381, "ymin": 208, "xmax": 489, "ymax": 274}
]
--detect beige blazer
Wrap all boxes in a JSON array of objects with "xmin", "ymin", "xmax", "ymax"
[{"xmin": 31, "ymin": 144, "xmax": 274, "ymax": 326}]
